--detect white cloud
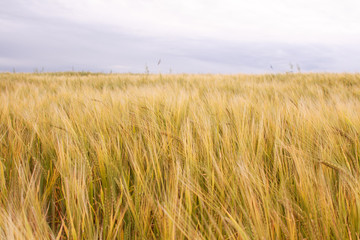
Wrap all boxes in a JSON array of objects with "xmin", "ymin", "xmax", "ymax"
[
  {"xmin": 3, "ymin": 0, "xmax": 360, "ymax": 42},
  {"xmin": 0, "ymin": 0, "xmax": 360, "ymax": 72},
  {"xmin": 6, "ymin": 0, "xmax": 357, "ymax": 43}
]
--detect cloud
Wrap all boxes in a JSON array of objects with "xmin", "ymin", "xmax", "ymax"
[{"xmin": 0, "ymin": 0, "xmax": 360, "ymax": 73}]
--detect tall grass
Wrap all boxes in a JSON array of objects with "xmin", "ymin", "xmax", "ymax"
[{"xmin": 0, "ymin": 72, "xmax": 359, "ymax": 239}]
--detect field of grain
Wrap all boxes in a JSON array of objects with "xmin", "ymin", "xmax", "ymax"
[{"xmin": 0, "ymin": 73, "xmax": 360, "ymax": 239}]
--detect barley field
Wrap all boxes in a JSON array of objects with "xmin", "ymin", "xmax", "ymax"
[{"xmin": 0, "ymin": 72, "xmax": 360, "ymax": 239}]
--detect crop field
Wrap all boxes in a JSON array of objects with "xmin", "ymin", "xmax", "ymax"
[{"xmin": 0, "ymin": 73, "xmax": 360, "ymax": 239}]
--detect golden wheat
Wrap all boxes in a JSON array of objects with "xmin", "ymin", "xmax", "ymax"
[{"xmin": 0, "ymin": 72, "xmax": 359, "ymax": 239}]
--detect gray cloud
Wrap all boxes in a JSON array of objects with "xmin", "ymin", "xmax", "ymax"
[{"xmin": 1, "ymin": 1, "xmax": 360, "ymax": 73}]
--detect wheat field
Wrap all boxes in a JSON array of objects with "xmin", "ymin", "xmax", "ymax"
[{"xmin": 0, "ymin": 72, "xmax": 359, "ymax": 239}]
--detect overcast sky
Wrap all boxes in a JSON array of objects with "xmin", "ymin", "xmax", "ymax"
[{"xmin": 1, "ymin": 0, "xmax": 360, "ymax": 73}]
